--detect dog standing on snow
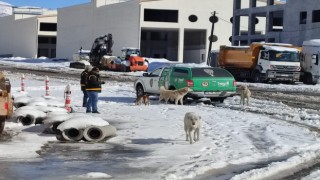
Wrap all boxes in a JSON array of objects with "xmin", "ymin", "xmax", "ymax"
[
  {"xmin": 184, "ymin": 112, "xmax": 201, "ymax": 144},
  {"xmin": 159, "ymin": 86, "xmax": 192, "ymax": 105},
  {"xmin": 239, "ymin": 85, "xmax": 251, "ymax": 106},
  {"xmin": 135, "ymin": 95, "xmax": 150, "ymax": 106}
]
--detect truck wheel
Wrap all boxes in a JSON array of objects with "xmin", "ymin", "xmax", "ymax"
[
  {"xmin": 0, "ymin": 117, "xmax": 5, "ymax": 134},
  {"xmin": 253, "ymin": 71, "xmax": 262, "ymax": 83},
  {"xmin": 303, "ymin": 73, "xmax": 313, "ymax": 85},
  {"xmin": 210, "ymin": 97, "xmax": 225, "ymax": 103},
  {"xmin": 136, "ymin": 85, "xmax": 145, "ymax": 97}
]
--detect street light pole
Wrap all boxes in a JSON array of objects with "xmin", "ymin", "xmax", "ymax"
[{"xmin": 207, "ymin": 11, "xmax": 217, "ymax": 66}]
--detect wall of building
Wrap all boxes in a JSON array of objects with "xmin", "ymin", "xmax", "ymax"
[
  {"xmin": 56, "ymin": 0, "xmax": 239, "ymax": 62},
  {"xmin": 94, "ymin": 0, "xmax": 140, "ymax": 57},
  {"xmin": 0, "ymin": 14, "xmax": 38, "ymax": 58},
  {"xmin": 57, "ymin": 0, "xmax": 140, "ymax": 60},
  {"xmin": 232, "ymin": 0, "xmax": 320, "ymax": 46},
  {"xmin": 281, "ymin": 0, "xmax": 320, "ymax": 45},
  {"xmin": 57, "ymin": 4, "xmax": 94, "ymax": 60},
  {"xmin": 140, "ymin": 0, "xmax": 235, "ymax": 62}
]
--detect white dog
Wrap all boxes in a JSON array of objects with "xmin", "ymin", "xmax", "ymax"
[
  {"xmin": 184, "ymin": 112, "xmax": 201, "ymax": 144},
  {"xmin": 239, "ymin": 85, "xmax": 251, "ymax": 106},
  {"xmin": 159, "ymin": 86, "xmax": 192, "ymax": 105}
]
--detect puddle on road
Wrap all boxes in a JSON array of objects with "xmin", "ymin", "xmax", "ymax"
[{"xmin": 0, "ymin": 142, "xmax": 156, "ymax": 180}]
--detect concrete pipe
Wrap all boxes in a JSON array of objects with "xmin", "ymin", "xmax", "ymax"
[
  {"xmin": 62, "ymin": 128, "xmax": 84, "ymax": 141},
  {"xmin": 13, "ymin": 102, "xmax": 26, "ymax": 108},
  {"xmin": 50, "ymin": 121, "xmax": 63, "ymax": 134},
  {"xmin": 17, "ymin": 115, "xmax": 35, "ymax": 126},
  {"xmin": 83, "ymin": 125, "xmax": 117, "ymax": 142},
  {"xmin": 83, "ymin": 126, "xmax": 106, "ymax": 142},
  {"xmin": 35, "ymin": 117, "xmax": 45, "ymax": 125},
  {"xmin": 55, "ymin": 130, "xmax": 67, "ymax": 141},
  {"xmin": 100, "ymin": 125, "xmax": 117, "ymax": 139}
]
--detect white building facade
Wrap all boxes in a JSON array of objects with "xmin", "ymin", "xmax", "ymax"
[
  {"xmin": 0, "ymin": 7, "xmax": 57, "ymax": 58},
  {"xmin": 57, "ymin": 0, "xmax": 242, "ymax": 63}
]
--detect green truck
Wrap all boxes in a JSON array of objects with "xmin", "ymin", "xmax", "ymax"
[{"xmin": 134, "ymin": 64, "xmax": 237, "ymax": 103}]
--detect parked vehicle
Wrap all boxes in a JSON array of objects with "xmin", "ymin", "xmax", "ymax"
[
  {"xmin": 69, "ymin": 48, "xmax": 91, "ymax": 69},
  {"xmin": 88, "ymin": 34, "xmax": 147, "ymax": 72},
  {"xmin": 217, "ymin": 43, "xmax": 301, "ymax": 83},
  {"xmin": 300, "ymin": 39, "xmax": 320, "ymax": 84},
  {"xmin": 134, "ymin": 65, "xmax": 237, "ymax": 103},
  {"xmin": 119, "ymin": 47, "xmax": 148, "ymax": 72},
  {"xmin": 0, "ymin": 72, "xmax": 13, "ymax": 134}
]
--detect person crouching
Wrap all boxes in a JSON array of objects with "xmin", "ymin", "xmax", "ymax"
[{"xmin": 85, "ymin": 67, "xmax": 105, "ymax": 113}]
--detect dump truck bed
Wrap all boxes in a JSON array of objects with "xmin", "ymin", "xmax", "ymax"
[{"xmin": 218, "ymin": 45, "xmax": 258, "ymax": 70}]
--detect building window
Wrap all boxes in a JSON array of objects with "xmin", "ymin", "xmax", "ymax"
[
  {"xmin": 312, "ymin": 10, "xmax": 320, "ymax": 23},
  {"xmin": 300, "ymin": 11, "xmax": 307, "ymax": 24},
  {"xmin": 38, "ymin": 48, "xmax": 49, "ymax": 57},
  {"xmin": 144, "ymin": 9, "xmax": 178, "ymax": 23},
  {"xmin": 188, "ymin": 15, "xmax": 198, "ymax": 22},
  {"xmin": 39, "ymin": 23, "xmax": 57, "ymax": 31},
  {"xmin": 141, "ymin": 31, "xmax": 147, "ymax": 40},
  {"xmin": 38, "ymin": 37, "xmax": 49, "ymax": 44},
  {"xmin": 38, "ymin": 37, "xmax": 56, "ymax": 44},
  {"xmin": 150, "ymin": 32, "xmax": 167, "ymax": 41}
]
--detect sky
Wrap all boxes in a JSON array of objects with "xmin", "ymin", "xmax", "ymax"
[
  {"xmin": 1, "ymin": 0, "xmax": 90, "ymax": 9},
  {"xmin": 1, "ymin": 57, "xmax": 320, "ymax": 179}
]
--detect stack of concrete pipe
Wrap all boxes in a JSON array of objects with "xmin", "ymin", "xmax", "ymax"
[
  {"xmin": 12, "ymin": 95, "xmax": 116, "ymax": 143},
  {"xmin": 58, "ymin": 125, "xmax": 117, "ymax": 142},
  {"xmin": 12, "ymin": 95, "xmax": 68, "ymax": 126},
  {"xmin": 45, "ymin": 115, "xmax": 117, "ymax": 142},
  {"xmin": 14, "ymin": 106, "xmax": 47, "ymax": 125}
]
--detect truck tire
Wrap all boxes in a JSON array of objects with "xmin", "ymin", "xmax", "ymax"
[
  {"xmin": 0, "ymin": 117, "xmax": 5, "ymax": 134},
  {"xmin": 136, "ymin": 85, "xmax": 145, "ymax": 97},
  {"xmin": 210, "ymin": 97, "xmax": 225, "ymax": 103},
  {"xmin": 303, "ymin": 73, "xmax": 314, "ymax": 85},
  {"xmin": 253, "ymin": 71, "xmax": 262, "ymax": 83}
]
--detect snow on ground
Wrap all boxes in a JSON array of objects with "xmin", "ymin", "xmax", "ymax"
[{"xmin": 1, "ymin": 57, "xmax": 320, "ymax": 179}]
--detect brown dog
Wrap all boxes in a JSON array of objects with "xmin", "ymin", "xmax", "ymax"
[
  {"xmin": 159, "ymin": 86, "xmax": 192, "ymax": 105},
  {"xmin": 135, "ymin": 95, "xmax": 150, "ymax": 106}
]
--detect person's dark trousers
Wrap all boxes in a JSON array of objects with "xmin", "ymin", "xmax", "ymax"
[
  {"xmin": 82, "ymin": 90, "xmax": 89, "ymax": 107},
  {"xmin": 86, "ymin": 91, "xmax": 99, "ymax": 113}
]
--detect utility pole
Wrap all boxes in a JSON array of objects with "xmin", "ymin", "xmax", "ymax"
[{"xmin": 207, "ymin": 11, "xmax": 218, "ymax": 66}]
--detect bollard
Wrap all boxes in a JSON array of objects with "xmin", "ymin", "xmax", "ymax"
[
  {"xmin": 64, "ymin": 84, "xmax": 71, "ymax": 113},
  {"xmin": 45, "ymin": 76, "xmax": 49, "ymax": 96},
  {"xmin": 21, "ymin": 74, "xmax": 25, "ymax": 92}
]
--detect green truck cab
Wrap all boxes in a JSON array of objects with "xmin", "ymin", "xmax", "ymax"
[{"xmin": 135, "ymin": 65, "xmax": 237, "ymax": 103}]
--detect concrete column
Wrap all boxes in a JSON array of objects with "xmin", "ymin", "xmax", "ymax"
[
  {"xmin": 232, "ymin": 0, "xmax": 241, "ymax": 45},
  {"xmin": 234, "ymin": 0, "xmax": 241, "ymax": 10},
  {"xmin": 232, "ymin": 15, "xmax": 240, "ymax": 46},
  {"xmin": 248, "ymin": 14, "xmax": 256, "ymax": 36},
  {"xmin": 178, "ymin": 28, "xmax": 184, "ymax": 63},
  {"xmin": 250, "ymin": 0, "xmax": 256, "ymax": 8},
  {"xmin": 266, "ymin": 11, "xmax": 273, "ymax": 32},
  {"xmin": 267, "ymin": 0, "xmax": 275, "ymax": 6}
]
